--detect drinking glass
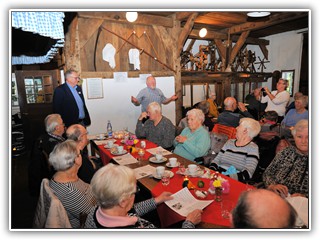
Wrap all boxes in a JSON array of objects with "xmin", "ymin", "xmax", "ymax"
[
  {"xmin": 138, "ymin": 148, "xmax": 145, "ymax": 164},
  {"xmin": 161, "ymin": 172, "xmax": 170, "ymax": 186}
]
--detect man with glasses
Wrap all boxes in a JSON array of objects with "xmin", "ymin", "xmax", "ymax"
[
  {"xmin": 53, "ymin": 69, "xmax": 91, "ymax": 127},
  {"xmin": 28, "ymin": 113, "xmax": 66, "ymax": 196}
]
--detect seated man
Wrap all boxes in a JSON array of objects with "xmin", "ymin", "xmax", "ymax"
[
  {"xmin": 28, "ymin": 114, "xmax": 66, "ymax": 196},
  {"xmin": 218, "ymin": 97, "xmax": 254, "ymax": 128},
  {"xmin": 66, "ymin": 124, "xmax": 102, "ymax": 184},
  {"xmin": 231, "ymin": 189, "xmax": 297, "ymax": 228},
  {"xmin": 135, "ymin": 102, "xmax": 176, "ymax": 150}
]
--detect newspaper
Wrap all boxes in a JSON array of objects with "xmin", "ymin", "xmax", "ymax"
[
  {"xmin": 165, "ymin": 187, "xmax": 213, "ymax": 217},
  {"xmin": 113, "ymin": 153, "xmax": 138, "ymax": 165},
  {"xmin": 133, "ymin": 164, "xmax": 156, "ymax": 179},
  {"xmin": 286, "ymin": 196, "xmax": 309, "ymax": 227},
  {"xmin": 147, "ymin": 146, "xmax": 172, "ymax": 156}
]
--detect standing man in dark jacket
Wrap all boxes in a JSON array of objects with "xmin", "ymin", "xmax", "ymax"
[{"xmin": 53, "ymin": 69, "xmax": 91, "ymax": 127}]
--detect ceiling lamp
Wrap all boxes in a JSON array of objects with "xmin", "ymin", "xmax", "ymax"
[
  {"xmin": 247, "ymin": 11, "xmax": 271, "ymax": 18},
  {"xmin": 199, "ymin": 28, "xmax": 207, "ymax": 38},
  {"xmin": 126, "ymin": 12, "xmax": 138, "ymax": 22}
]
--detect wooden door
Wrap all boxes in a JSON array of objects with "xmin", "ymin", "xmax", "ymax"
[{"xmin": 15, "ymin": 70, "xmax": 60, "ymax": 148}]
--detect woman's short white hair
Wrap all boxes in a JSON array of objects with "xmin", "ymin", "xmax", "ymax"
[
  {"xmin": 292, "ymin": 119, "xmax": 308, "ymax": 136},
  {"xmin": 239, "ymin": 118, "xmax": 261, "ymax": 139},
  {"xmin": 187, "ymin": 108, "xmax": 205, "ymax": 124},
  {"xmin": 295, "ymin": 95, "xmax": 308, "ymax": 108},
  {"xmin": 45, "ymin": 114, "xmax": 62, "ymax": 133},
  {"xmin": 90, "ymin": 164, "xmax": 136, "ymax": 209},
  {"xmin": 48, "ymin": 140, "xmax": 77, "ymax": 171},
  {"xmin": 147, "ymin": 102, "xmax": 162, "ymax": 114}
]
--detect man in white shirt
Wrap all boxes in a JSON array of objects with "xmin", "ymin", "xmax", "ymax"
[{"xmin": 260, "ymin": 78, "xmax": 290, "ymax": 120}]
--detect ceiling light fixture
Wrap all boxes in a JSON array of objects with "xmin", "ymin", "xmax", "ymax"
[
  {"xmin": 199, "ymin": 28, "xmax": 207, "ymax": 38},
  {"xmin": 247, "ymin": 11, "xmax": 271, "ymax": 18},
  {"xmin": 126, "ymin": 12, "xmax": 138, "ymax": 22}
]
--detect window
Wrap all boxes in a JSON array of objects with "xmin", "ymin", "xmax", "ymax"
[
  {"xmin": 24, "ymin": 75, "xmax": 53, "ymax": 104},
  {"xmin": 281, "ymin": 70, "xmax": 295, "ymax": 97}
]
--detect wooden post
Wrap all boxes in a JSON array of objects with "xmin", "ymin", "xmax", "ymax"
[{"xmin": 64, "ymin": 16, "xmax": 81, "ymax": 73}]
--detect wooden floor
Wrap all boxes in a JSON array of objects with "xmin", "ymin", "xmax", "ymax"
[{"xmin": 11, "ymin": 150, "xmax": 38, "ymax": 229}]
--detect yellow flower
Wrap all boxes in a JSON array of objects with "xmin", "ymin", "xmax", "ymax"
[
  {"xmin": 133, "ymin": 139, "xmax": 139, "ymax": 145},
  {"xmin": 213, "ymin": 180, "xmax": 222, "ymax": 188}
]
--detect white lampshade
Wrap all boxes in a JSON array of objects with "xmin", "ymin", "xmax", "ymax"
[
  {"xmin": 126, "ymin": 12, "xmax": 138, "ymax": 22},
  {"xmin": 199, "ymin": 28, "xmax": 207, "ymax": 38},
  {"xmin": 247, "ymin": 12, "xmax": 270, "ymax": 18}
]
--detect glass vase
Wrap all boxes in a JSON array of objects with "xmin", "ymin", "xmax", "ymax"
[{"xmin": 215, "ymin": 187, "xmax": 222, "ymax": 202}]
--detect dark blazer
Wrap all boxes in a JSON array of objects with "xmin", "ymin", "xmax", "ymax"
[
  {"xmin": 53, "ymin": 83, "xmax": 91, "ymax": 127},
  {"xmin": 218, "ymin": 110, "xmax": 253, "ymax": 128}
]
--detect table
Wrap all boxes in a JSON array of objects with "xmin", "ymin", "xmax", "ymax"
[{"xmin": 90, "ymin": 138, "xmax": 254, "ymax": 228}]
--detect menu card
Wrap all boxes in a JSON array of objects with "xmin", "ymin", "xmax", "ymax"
[
  {"xmin": 113, "ymin": 153, "xmax": 138, "ymax": 165},
  {"xmin": 286, "ymin": 196, "xmax": 309, "ymax": 227},
  {"xmin": 133, "ymin": 164, "xmax": 156, "ymax": 179},
  {"xmin": 165, "ymin": 187, "xmax": 213, "ymax": 217},
  {"xmin": 147, "ymin": 146, "xmax": 172, "ymax": 156}
]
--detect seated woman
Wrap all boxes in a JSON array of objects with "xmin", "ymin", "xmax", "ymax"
[
  {"xmin": 174, "ymin": 109, "xmax": 211, "ymax": 161},
  {"xmin": 48, "ymin": 140, "xmax": 97, "ymax": 228},
  {"xmin": 206, "ymin": 92, "xmax": 219, "ymax": 118},
  {"xmin": 281, "ymin": 95, "xmax": 308, "ymax": 138},
  {"xmin": 263, "ymin": 119, "xmax": 309, "ymax": 198},
  {"xmin": 84, "ymin": 164, "xmax": 202, "ymax": 228},
  {"xmin": 209, "ymin": 118, "xmax": 261, "ymax": 183},
  {"xmin": 135, "ymin": 102, "xmax": 176, "ymax": 150}
]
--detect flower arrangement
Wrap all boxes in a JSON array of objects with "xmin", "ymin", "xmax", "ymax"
[
  {"xmin": 208, "ymin": 175, "xmax": 229, "ymax": 197},
  {"xmin": 124, "ymin": 135, "xmax": 138, "ymax": 146}
]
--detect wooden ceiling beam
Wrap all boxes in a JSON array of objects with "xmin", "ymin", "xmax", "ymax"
[
  {"xmin": 229, "ymin": 30, "xmax": 250, "ymax": 65},
  {"xmin": 77, "ymin": 12, "xmax": 174, "ymax": 28},
  {"xmin": 178, "ymin": 13, "xmax": 199, "ymax": 54},
  {"xmin": 228, "ymin": 12, "xmax": 308, "ymax": 34},
  {"xmin": 188, "ymin": 29, "xmax": 269, "ymax": 45}
]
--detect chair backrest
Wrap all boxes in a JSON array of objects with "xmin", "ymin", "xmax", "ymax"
[
  {"xmin": 33, "ymin": 178, "xmax": 72, "ymax": 228},
  {"xmin": 212, "ymin": 124, "xmax": 236, "ymax": 139}
]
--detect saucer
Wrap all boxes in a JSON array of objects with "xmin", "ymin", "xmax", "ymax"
[
  {"xmin": 152, "ymin": 170, "xmax": 174, "ymax": 179},
  {"xmin": 149, "ymin": 156, "xmax": 167, "ymax": 163},
  {"xmin": 96, "ymin": 136, "xmax": 106, "ymax": 140},
  {"xmin": 185, "ymin": 169, "xmax": 204, "ymax": 177},
  {"xmin": 110, "ymin": 149, "xmax": 128, "ymax": 156},
  {"xmin": 103, "ymin": 143, "xmax": 118, "ymax": 149},
  {"xmin": 166, "ymin": 162, "xmax": 179, "ymax": 168}
]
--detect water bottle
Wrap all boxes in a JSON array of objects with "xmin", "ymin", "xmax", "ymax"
[{"xmin": 107, "ymin": 120, "xmax": 113, "ymax": 138}]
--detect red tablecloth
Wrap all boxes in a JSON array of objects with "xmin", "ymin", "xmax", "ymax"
[
  {"xmin": 97, "ymin": 139, "xmax": 158, "ymax": 165},
  {"xmin": 151, "ymin": 168, "xmax": 255, "ymax": 228}
]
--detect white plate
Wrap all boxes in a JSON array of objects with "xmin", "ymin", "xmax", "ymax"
[
  {"xmin": 166, "ymin": 162, "xmax": 179, "ymax": 168},
  {"xmin": 149, "ymin": 156, "xmax": 167, "ymax": 163},
  {"xmin": 96, "ymin": 136, "xmax": 106, "ymax": 140},
  {"xmin": 110, "ymin": 149, "xmax": 128, "ymax": 156},
  {"xmin": 178, "ymin": 169, "xmax": 204, "ymax": 177},
  {"xmin": 103, "ymin": 143, "xmax": 118, "ymax": 149},
  {"xmin": 152, "ymin": 170, "xmax": 174, "ymax": 179}
]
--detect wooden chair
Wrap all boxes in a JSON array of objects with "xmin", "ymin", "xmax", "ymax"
[{"xmin": 212, "ymin": 124, "xmax": 236, "ymax": 139}]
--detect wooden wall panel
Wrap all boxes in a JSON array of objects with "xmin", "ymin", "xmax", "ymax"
[{"xmin": 78, "ymin": 19, "xmax": 173, "ymax": 73}]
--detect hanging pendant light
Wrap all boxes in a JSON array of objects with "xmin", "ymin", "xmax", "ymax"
[
  {"xmin": 126, "ymin": 12, "xmax": 138, "ymax": 22},
  {"xmin": 199, "ymin": 28, "xmax": 207, "ymax": 38}
]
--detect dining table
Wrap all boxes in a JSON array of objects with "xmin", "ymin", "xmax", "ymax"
[{"xmin": 90, "ymin": 135, "xmax": 255, "ymax": 229}]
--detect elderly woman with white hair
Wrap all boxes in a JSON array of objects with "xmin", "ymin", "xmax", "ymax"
[
  {"xmin": 135, "ymin": 101, "xmax": 176, "ymax": 149},
  {"xmin": 84, "ymin": 164, "xmax": 202, "ymax": 228},
  {"xmin": 209, "ymin": 118, "xmax": 261, "ymax": 183},
  {"xmin": 173, "ymin": 109, "xmax": 211, "ymax": 161},
  {"xmin": 49, "ymin": 140, "xmax": 97, "ymax": 228},
  {"xmin": 263, "ymin": 119, "xmax": 309, "ymax": 198}
]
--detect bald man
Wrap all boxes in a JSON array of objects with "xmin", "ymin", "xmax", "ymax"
[
  {"xmin": 131, "ymin": 75, "xmax": 178, "ymax": 112},
  {"xmin": 66, "ymin": 124, "xmax": 101, "ymax": 183},
  {"xmin": 231, "ymin": 189, "xmax": 297, "ymax": 228},
  {"xmin": 217, "ymin": 97, "xmax": 254, "ymax": 127}
]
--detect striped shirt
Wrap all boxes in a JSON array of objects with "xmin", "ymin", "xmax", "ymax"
[
  {"xmin": 136, "ymin": 87, "xmax": 167, "ymax": 112},
  {"xmin": 49, "ymin": 178, "xmax": 96, "ymax": 228},
  {"xmin": 211, "ymin": 139, "xmax": 259, "ymax": 182}
]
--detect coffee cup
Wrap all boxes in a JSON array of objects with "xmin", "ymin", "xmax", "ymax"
[
  {"xmin": 106, "ymin": 140, "xmax": 114, "ymax": 148},
  {"xmin": 117, "ymin": 145, "xmax": 124, "ymax": 153},
  {"xmin": 156, "ymin": 166, "xmax": 165, "ymax": 177},
  {"xmin": 169, "ymin": 157, "xmax": 177, "ymax": 167},
  {"xmin": 188, "ymin": 164, "xmax": 198, "ymax": 175},
  {"xmin": 155, "ymin": 152, "xmax": 163, "ymax": 161},
  {"xmin": 99, "ymin": 133, "xmax": 105, "ymax": 139}
]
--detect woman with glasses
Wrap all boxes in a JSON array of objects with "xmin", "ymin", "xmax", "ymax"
[
  {"xmin": 85, "ymin": 164, "xmax": 202, "ymax": 228},
  {"xmin": 48, "ymin": 140, "xmax": 97, "ymax": 228}
]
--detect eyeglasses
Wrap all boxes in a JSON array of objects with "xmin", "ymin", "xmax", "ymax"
[{"xmin": 70, "ymin": 76, "xmax": 80, "ymax": 80}]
